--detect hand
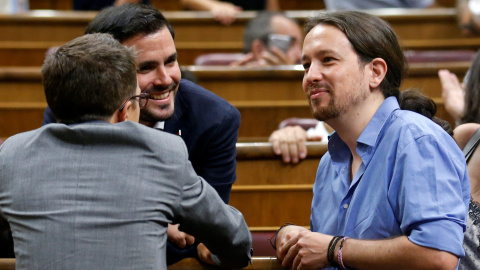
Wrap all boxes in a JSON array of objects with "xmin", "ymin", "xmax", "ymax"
[
  {"xmin": 269, "ymin": 126, "xmax": 308, "ymax": 163},
  {"xmin": 438, "ymin": 69, "xmax": 465, "ymax": 122},
  {"xmin": 197, "ymin": 243, "xmax": 216, "ymax": 265},
  {"xmin": 167, "ymin": 224, "xmax": 195, "ymax": 248},
  {"xmin": 230, "ymin": 48, "xmax": 293, "ymax": 67},
  {"xmin": 277, "ymin": 226, "xmax": 331, "ymax": 270},
  {"xmin": 210, "ymin": 2, "xmax": 242, "ymax": 25},
  {"xmin": 258, "ymin": 46, "xmax": 293, "ymax": 65},
  {"xmin": 230, "ymin": 53, "xmax": 258, "ymax": 67}
]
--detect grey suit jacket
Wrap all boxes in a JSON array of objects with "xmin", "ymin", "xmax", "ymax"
[{"xmin": 0, "ymin": 121, "xmax": 251, "ymax": 270}]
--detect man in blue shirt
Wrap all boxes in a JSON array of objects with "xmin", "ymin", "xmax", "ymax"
[{"xmin": 274, "ymin": 11, "xmax": 470, "ymax": 270}]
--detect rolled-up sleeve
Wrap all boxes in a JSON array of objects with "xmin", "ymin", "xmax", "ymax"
[{"xmin": 391, "ymin": 134, "xmax": 469, "ymax": 257}]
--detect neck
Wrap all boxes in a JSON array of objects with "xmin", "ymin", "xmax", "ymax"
[{"xmin": 326, "ymin": 92, "xmax": 385, "ymax": 155}]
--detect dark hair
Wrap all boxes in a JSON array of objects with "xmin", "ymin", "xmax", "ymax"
[
  {"xmin": 42, "ymin": 33, "xmax": 138, "ymax": 124},
  {"xmin": 243, "ymin": 11, "xmax": 287, "ymax": 53},
  {"xmin": 399, "ymin": 89, "xmax": 453, "ymax": 136},
  {"xmin": 462, "ymin": 50, "xmax": 480, "ymax": 124},
  {"xmin": 305, "ymin": 10, "xmax": 406, "ymax": 100},
  {"xmin": 85, "ymin": 4, "xmax": 175, "ymax": 43}
]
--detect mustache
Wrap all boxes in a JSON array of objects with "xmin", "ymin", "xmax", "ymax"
[
  {"xmin": 143, "ymin": 82, "xmax": 178, "ymax": 93},
  {"xmin": 306, "ymin": 82, "xmax": 332, "ymax": 94}
]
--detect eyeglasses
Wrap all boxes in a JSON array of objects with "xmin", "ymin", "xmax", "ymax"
[{"xmin": 119, "ymin": 93, "xmax": 149, "ymax": 111}]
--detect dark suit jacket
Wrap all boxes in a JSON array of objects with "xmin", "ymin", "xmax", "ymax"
[{"xmin": 42, "ymin": 79, "xmax": 241, "ymax": 263}]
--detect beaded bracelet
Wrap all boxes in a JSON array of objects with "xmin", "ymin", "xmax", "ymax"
[
  {"xmin": 327, "ymin": 236, "xmax": 342, "ymax": 267},
  {"xmin": 337, "ymin": 236, "xmax": 349, "ymax": 269}
]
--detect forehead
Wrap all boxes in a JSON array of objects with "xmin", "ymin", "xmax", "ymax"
[
  {"xmin": 121, "ymin": 28, "xmax": 176, "ymax": 60},
  {"xmin": 302, "ymin": 24, "xmax": 355, "ymax": 57},
  {"xmin": 271, "ymin": 15, "xmax": 302, "ymax": 39}
]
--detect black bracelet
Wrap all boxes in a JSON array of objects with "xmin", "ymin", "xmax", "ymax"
[{"xmin": 327, "ymin": 236, "xmax": 342, "ymax": 267}]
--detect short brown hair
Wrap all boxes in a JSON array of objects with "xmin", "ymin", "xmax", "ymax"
[{"xmin": 42, "ymin": 33, "xmax": 137, "ymax": 124}]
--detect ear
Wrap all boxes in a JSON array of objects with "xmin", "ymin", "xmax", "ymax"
[
  {"xmin": 251, "ymin": 39, "xmax": 267, "ymax": 59},
  {"xmin": 369, "ymin": 58, "xmax": 387, "ymax": 89},
  {"xmin": 116, "ymin": 101, "xmax": 131, "ymax": 123}
]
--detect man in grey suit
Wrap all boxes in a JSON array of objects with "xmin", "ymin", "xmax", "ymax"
[{"xmin": 0, "ymin": 33, "xmax": 252, "ymax": 270}]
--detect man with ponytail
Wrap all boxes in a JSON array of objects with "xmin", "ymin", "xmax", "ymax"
[{"xmin": 273, "ymin": 11, "xmax": 470, "ymax": 270}]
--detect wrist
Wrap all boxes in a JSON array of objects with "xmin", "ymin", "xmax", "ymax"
[
  {"xmin": 270, "ymin": 222, "xmax": 295, "ymax": 250},
  {"xmin": 327, "ymin": 236, "xmax": 342, "ymax": 267},
  {"xmin": 335, "ymin": 236, "xmax": 349, "ymax": 270}
]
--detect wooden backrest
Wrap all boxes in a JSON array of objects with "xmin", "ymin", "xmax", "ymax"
[{"xmin": 0, "ymin": 259, "xmax": 14, "ymax": 270}]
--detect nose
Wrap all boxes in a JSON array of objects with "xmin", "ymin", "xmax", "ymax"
[
  {"xmin": 303, "ymin": 62, "xmax": 323, "ymax": 85},
  {"xmin": 152, "ymin": 66, "xmax": 173, "ymax": 86}
]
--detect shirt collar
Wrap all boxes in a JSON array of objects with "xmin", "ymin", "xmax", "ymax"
[
  {"xmin": 328, "ymin": 96, "xmax": 399, "ymax": 166},
  {"xmin": 357, "ymin": 96, "xmax": 399, "ymax": 147}
]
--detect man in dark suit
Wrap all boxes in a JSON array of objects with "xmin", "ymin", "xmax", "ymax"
[
  {"xmin": 41, "ymin": 4, "xmax": 241, "ymax": 265},
  {"xmin": 0, "ymin": 33, "xmax": 251, "ymax": 270}
]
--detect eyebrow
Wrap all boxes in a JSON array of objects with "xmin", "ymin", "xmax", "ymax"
[
  {"xmin": 137, "ymin": 52, "xmax": 178, "ymax": 67},
  {"xmin": 166, "ymin": 52, "xmax": 178, "ymax": 63},
  {"xmin": 302, "ymin": 49, "xmax": 337, "ymax": 62}
]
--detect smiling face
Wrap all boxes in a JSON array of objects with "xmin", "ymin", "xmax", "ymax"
[
  {"xmin": 301, "ymin": 24, "xmax": 371, "ymax": 122},
  {"xmin": 122, "ymin": 28, "xmax": 181, "ymax": 126}
]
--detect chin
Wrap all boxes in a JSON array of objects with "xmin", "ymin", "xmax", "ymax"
[{"xmin": 140, "ymin": 105, "xmax": 175, "ymax": 123}]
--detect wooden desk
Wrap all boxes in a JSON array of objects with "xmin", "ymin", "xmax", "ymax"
[
  {"xmin": 232, "ymin": 142, "xmax": 326, "ymax": 228},
  {"xmin": 0, "ymin": 259, "xmax": 14, "ymax": 270},
  {"xmin": 3, "ymin": 62, "xmax": 464, "ymax": 101},
  {"xmin": 0, "ymin": 63, "xmax": 461, "ymax": 138},
  {"xmin": 184, "ymin": 62, "xmax": 467, "ymax": 103},
  {"xmin": 0, "ymin": 8, "xmax": 478, "ymax": 66},
  {"xmin": 28, "ymin": 0, "xmax": 456, "ymax": 11},
  {"xmin": 169, "ymin": 257, "xmax": 286, "ymax": 269},
  {"xmin": 0, "ymin": 8, "xmax": 465, "ymax": 41},
  {"xmin": 0, "ymin": 257, "xmax": 286, "ymax": 270},
  {"xmin": 29, "ymin": 0, "xmax": 327, "ymax": 11}
]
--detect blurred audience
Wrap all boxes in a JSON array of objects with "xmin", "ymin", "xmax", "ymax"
[
  {"xmin": 439, "ymin": 51, "xmax": 480, "ymax": 124},
  {"xmin": 0, "ymin": 0, "xmax": 28, "ymax": 13},
  {"xmin": 180, "ymin": 0, "xmax": 279, "ymax": 25},
  {"xmin": 455, "ymin": 123, "xmax": 480, "ymax": 270},
  {"xmin": 324, "ymin": 0, "xmax": 437, "ymax": 10},
  {"xmin": 457, "ymin": 0, "xmax": 480, "ymax": 35},
  {"xmin": 439, "ymin": 50, "xmax": 480, "ymax": 269},
  {"xmin": 231, "ymin": 11, "xmax": 302, "ymax": 66}
]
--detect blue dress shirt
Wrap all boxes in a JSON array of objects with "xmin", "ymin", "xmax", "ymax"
[{"xmin": 311, "ymin": 97, "xmax": 470, "ymax": 268}]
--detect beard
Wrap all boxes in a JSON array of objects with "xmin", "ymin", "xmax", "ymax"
[
  {"xmin": 306, "ymin": 82, "xmax": 340, "ymax": 121},
  {"xmin": 306, "ymin": 81, "xmax": 368, "ymax": 122},
  {"xmin": 309, "ymin": 94, "xmax": 341, "ymax": 121},
  {"xmin": 140, "ymin": 103, "xmax": 174, "ymax": 122},
  {"xmin": 139, "ymin": 82, "xmax": 178, "ymax": 123}
]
